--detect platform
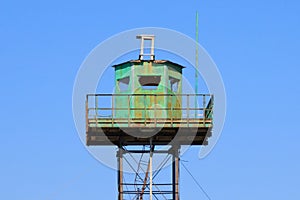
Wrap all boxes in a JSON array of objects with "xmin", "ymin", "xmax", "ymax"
[{"xmin": 86, "ymin": 94, "xmax": 213, "ymax": 146}]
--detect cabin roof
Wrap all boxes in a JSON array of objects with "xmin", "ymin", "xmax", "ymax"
[{"xmin": 112, "ymin": 60, "xmax": 185, "ymax": 69}]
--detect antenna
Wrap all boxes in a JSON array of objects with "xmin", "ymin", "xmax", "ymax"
[{"xmin": 195, "ymin": 11, "xmax": 199, "ymax": 118}]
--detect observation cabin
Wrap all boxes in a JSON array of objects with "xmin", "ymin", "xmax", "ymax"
[{"xmin": 86, "ymin": 35, "xmax": 213, "ymax": 146}]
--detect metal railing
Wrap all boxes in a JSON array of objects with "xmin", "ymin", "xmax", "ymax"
[{"xmin": 86, "ymin": 94, "xmax": 213, "ymax": 128}]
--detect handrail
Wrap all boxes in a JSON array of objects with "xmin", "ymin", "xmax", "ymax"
[
  {"xmin": 86, "ymin": 93, "xmax": 213, "ymax": 128},
  {"xmin": 87, "ymin": 93, "xmax": 213, "ymax": 97}
]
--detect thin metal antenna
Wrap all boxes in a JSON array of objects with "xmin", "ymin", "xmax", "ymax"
[{"xmin": 195, "ymin": 11, "xmax": 199, "ymax": 118}]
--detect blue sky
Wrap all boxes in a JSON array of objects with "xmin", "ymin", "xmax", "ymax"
[{"xmin": 1, "ymin": 0, "xmax": 300, "ymax": 199}]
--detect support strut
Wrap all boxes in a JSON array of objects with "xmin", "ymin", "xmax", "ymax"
[
  {"xmin": 117, "ymin": 148, "xmax": 123, "ymax": 200},
  {"xmin": 172, "ymin": 146, "xmax": 180, "ymax": 200}
]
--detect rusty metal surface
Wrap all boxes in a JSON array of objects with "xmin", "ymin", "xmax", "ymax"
[{"xmin": 86, "ymin": 127, "xmax": 211, "ymax": 146}]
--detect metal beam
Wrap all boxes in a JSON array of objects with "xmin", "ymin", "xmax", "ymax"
[
  {"xmin": 172, "ymin": 146, "xmax": 180, "ymax": 200},
  {"xmin": 117, "ymin": 148, "xmax": 124, "ymax": 200},
  {"xmin": 150, "ymin": 146, "xmax": 153, "ymax": 200}
]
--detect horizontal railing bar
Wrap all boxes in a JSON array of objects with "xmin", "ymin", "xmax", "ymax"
[
  {"xmin": 122, "ymin": 191, "xmax": 173, "ymax": 194},
  {"xmin": 88, "ymin": 118, "xmax": 212, "ymax": 124},
  {"xmin": 88, "ymin": 108, "xmax": 210, "ymax": 111},
  {"xmin": 88, "ymin": 119, "xmax": 213, "ymax": 122},
  {"xmin": 121, "ymin": 183, "xmax": 172, "ymax": 186},
  {"xmin": 87, "ymin": 93, "xmax": 212, "ymax": 97}
]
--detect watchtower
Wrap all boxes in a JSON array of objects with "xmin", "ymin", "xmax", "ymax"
[{"xmin": 86, "ymin": 35, "xmax": 213, "ymax": 200}]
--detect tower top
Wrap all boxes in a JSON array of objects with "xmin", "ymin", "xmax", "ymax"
[{"xmin": 136, "ymin": 35, "xmax": 155, "ymax": 61}]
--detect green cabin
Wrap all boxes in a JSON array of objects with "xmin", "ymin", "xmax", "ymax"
[{"xmin": 113, "ymin": 59, "xmax": 184, "ymax": 121}]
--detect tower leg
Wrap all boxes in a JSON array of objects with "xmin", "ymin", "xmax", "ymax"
[
  {"xmin": 150, "ymin": 147, "xmax": 153, "ymax": 200},
  {"xmin": 117, "ymin": 148, "xmax": 123, "ymax": 200},
  {"xmin": 149, "ymin": 143, "xmax": 154, "ymax": 200},
  {"xmin": 172, "ymin": 147, "xmax": 180, "ymax": 200}
]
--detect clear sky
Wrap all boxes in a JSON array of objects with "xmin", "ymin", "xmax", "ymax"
[{"xmin": 1, "ymin": 0, "xmax": 300, "ymax": 199}]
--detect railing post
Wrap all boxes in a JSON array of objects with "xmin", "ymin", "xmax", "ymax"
[
  {"xmin": 144, "ymin": 94, "xmax": 146, "ymax": 127},
  {"xmin": 203, "ymin": 95, "xmax": 206, "ymax": 126},
  {"xmin": 95, "ymin": 95, "xmax": 98, "ymax": 127},
  {"xmin": 128, "ymin": 95, "xmax": 130, "ymax": 127},
  {"xmin": 211, "ymin": 94, "xmax": 214, "ymax": 120},
  {"xmin": 171, "ymin": 94, "xmax": 173, "ymax": 127},
  {"xmin": 187, "ymin": 94, "xmax": 189, "ymax": 127},
  {"xmin": 112, "ymin": 94, "xmax": 114, "ymax": 127},
  {"xmin": 194, "ymin": 93, "xmax": 197, "ymax": 118},
  {"xmin": 86, "ymin": 95, "xmax": 89, "ymax": 132},
  {"xmin": 154, "ymin": 94, "xmax": 157, "ymax": 127}
]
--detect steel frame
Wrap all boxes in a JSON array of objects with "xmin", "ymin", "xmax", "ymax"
[{"xmin": 116, "ymin": 144, "xmax": 180, "ymax": 200}]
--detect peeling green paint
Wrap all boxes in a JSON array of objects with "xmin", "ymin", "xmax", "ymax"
[{"xmin": 114, "ymin": 60, "xmax": 183, "ymax": 120}]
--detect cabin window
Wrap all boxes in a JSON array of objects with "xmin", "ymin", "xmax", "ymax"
[
  {"xmin": 118, "ymin": 76, "xmax": 130, "ymax": 92},
  {"xmin": 169, "ymin": 76, "xmax": 179, "ymax": 92},
  {"xmin": 138, "ymin": 75, "xmax": 161, "ymax": 90}
]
